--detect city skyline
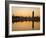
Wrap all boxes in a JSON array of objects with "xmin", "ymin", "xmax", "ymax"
[{"xmin": 12, "ymin": 7, "xmax": 40, "ymax": 31}]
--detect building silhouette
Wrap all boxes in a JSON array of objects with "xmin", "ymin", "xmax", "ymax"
[{"xmin": 12, "ymin": 10, "xmax": 40, "ymax": 30}]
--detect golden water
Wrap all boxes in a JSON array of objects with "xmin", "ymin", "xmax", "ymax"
[{"xmin": 12, "ymin": 21, "xmax": 40, "ymax": 31}]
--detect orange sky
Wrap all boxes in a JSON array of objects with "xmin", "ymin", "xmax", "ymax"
[{"xmin": 12, "ymin": 7, "xmax": 40, "ymax": 17}]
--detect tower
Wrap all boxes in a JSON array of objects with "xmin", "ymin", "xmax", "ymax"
[{"xmin": 32, "ymin": 10, "xmax": 34, "ymax": 30}]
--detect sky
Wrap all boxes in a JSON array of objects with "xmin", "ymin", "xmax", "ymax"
[
  {"xmin": 12, "ymin": 7, "xmax": 40, "ymax": 17},
  {"xmin": 12, "ymin": 6, "xmax": 40, "ymax": 31}
]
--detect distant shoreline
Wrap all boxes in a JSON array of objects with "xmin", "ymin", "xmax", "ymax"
[{"xmin": 12, "ymin": 16, "xmax": 40, "ymax": 23}]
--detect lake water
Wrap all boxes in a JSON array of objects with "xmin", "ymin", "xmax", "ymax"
[{"xmin": 12, "ymin": 21, "xmax": 40, "ymax": 31}]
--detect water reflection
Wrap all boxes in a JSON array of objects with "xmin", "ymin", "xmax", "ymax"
[{"xmin": 12, "ymin": 21, "xmax": 40, "ymax": 31}]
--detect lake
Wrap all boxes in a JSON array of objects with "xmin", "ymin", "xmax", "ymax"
[{"xmin": 12, "ymin": 21, "xmax": 40, "ymax": 31}]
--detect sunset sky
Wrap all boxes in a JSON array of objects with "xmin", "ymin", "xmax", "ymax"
[
  {"xmin": 12, "ymin": 7, "xmax": 40, "ymax": 17},
  {"xmin": 12, "ymin": 6, "xmax": 40, "ymax": 31}
]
